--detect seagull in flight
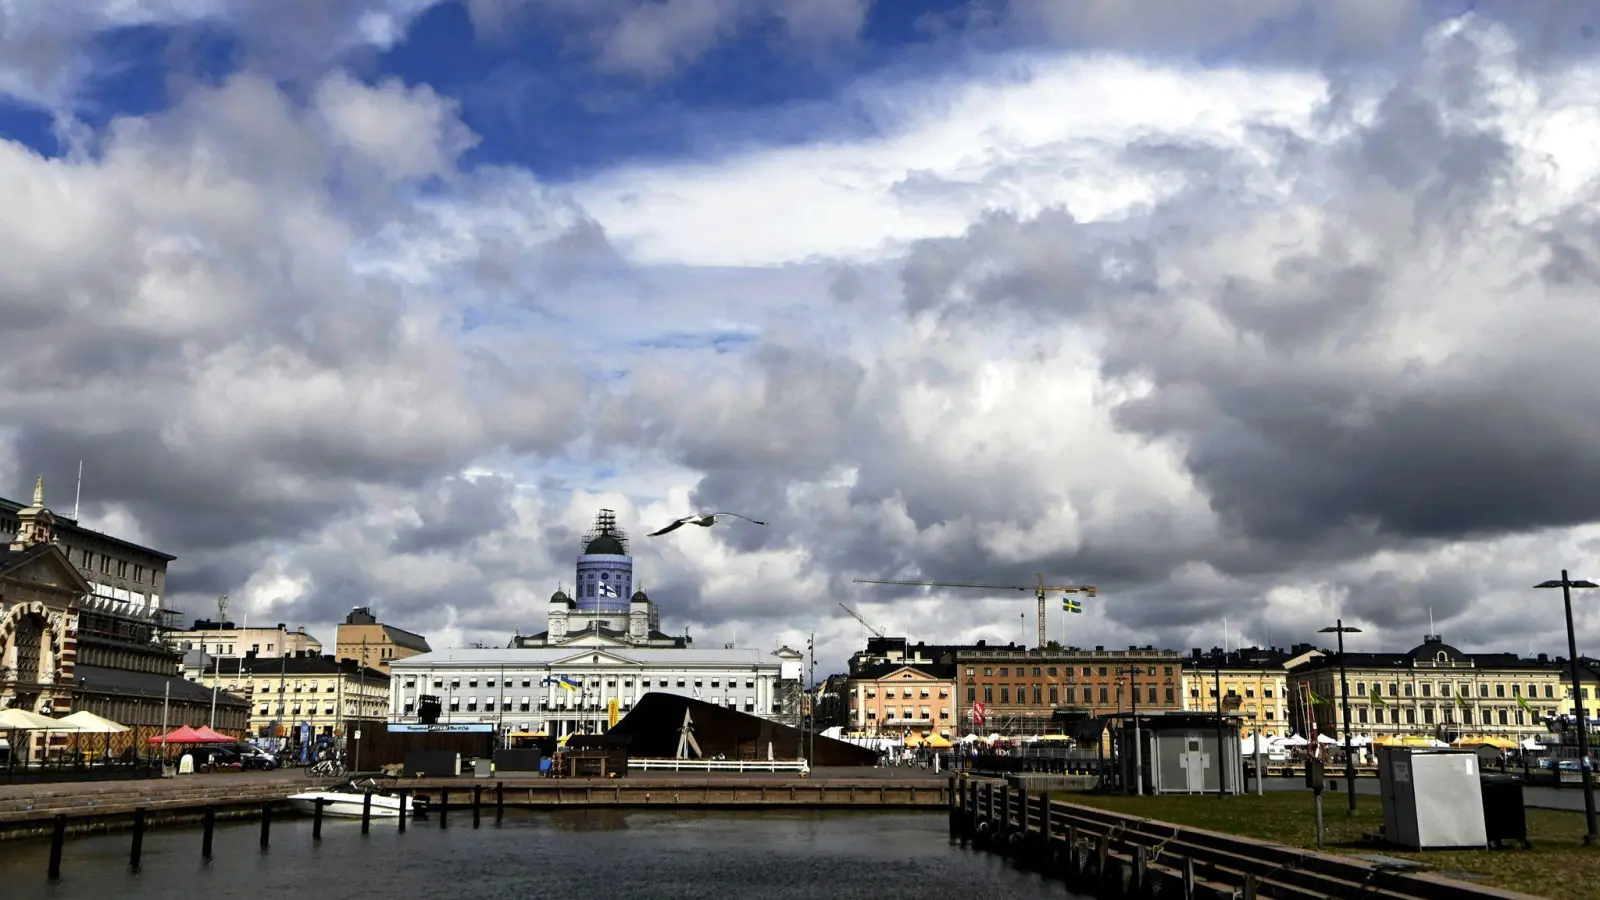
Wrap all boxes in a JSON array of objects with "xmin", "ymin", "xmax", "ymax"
[{"xmin": 648, "ymin": 512, "xmax": 767, "ymax": 537}]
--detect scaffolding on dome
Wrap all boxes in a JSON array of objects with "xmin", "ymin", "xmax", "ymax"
[{"xmin": 581, "ymin": 508, "xmax": 630, "ymax": 555}]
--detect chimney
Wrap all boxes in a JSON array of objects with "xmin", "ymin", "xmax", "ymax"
[{"xmin": 277, "ymin": 622, "xmax": 287, "ymax": 631}]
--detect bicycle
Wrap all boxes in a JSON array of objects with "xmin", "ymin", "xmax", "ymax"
[{"xmin": 307, "ymin": 758, "xmax": 347, "ymax": 779}]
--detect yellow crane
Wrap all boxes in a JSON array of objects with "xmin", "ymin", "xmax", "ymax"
[{"xmin": 852, "ymin": 573, "xmax": 1097, "ymax": 649}]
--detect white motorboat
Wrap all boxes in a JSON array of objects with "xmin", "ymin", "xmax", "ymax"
[{"xmin": 287, "ymin": 786, "xmax": 417, "ymax": 819}]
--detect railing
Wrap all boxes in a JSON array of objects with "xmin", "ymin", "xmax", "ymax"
[
  {"xmin": 957, "ymin": 780, "xmax": 1518, "ymax": 900},
  {"xmin": 628, "ymin": 758, "xmax": 810, "ymax": 775}
]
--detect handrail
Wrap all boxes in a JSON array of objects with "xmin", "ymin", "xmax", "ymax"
[{"xmin": 627, "ymin": 758, "xmax": 810, "ymax": 775}]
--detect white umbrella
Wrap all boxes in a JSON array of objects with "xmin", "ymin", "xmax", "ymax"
[
  {"xmin": 58, "ymin": 711, "xmax": 127, "ymax": 733},
  {"xmin": 1279, "ymin": 733, "xmax": 1309, "ymax": 747},
  {"xmin": 1316, "ymin": 733, "xmax": 1338, "ymax": 744},
  {"xmin": 0, "ymin": 708, "xmax": 80, "ymax": 731}
]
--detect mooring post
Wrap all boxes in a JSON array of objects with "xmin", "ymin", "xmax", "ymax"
[
  {"xmin": 947, "ymin": 775, "xmax": 959, "ymax": 838},
  {"xmin": 1134, "ymin": 846, "xmax": 1147, "ymax": 893},
  {"xmin": 440, "ymin": 789, "xmax": 450, "ymax": 829},
  {"xmin": 398, "ymin": 790, "xmax": 408, "ymax": 832},
  {"xmin": 473, "ymin": 786, "xmax": 483, "ymax": 829},
  {"xmin": 47, "ymin": 814, "xmax": 66, "ymax": 881},
  {"xmin": 130, "ymin": 807, "xmax": 147, "ymax": 870},
  {"xmin": 1041, "ymin": 795, "xmax": 1053, "ymax": 849},
  {"xmin": 1182, "ymin": 856, "xmax": 1195, "ymax": 900},
  {"xmin": 202, "ymin": 806, "xmax": 216, "ymax": 861},
  {"xmin": 1242, "ymin": 872, "xmax": 1259, "ymax": 900},
  {"xmin": 496, "ymin": 781, "xmax": 505, "ymax": 826},
  {"xmin": 362, "ymin": 791, "xmax": 373, "ymax": 834},
  {"xmin": 1016, "ymin": 785, "xmax": 1029, "ymax": 839},
  {"xmin": 313, "ymin": 798, "xmax": 324, "ymax": 841},
  {"xmin": 1000, "ymin": 784, "xmax": 1012, "ymax": 836}
]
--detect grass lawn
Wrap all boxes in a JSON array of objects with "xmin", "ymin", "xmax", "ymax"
[{"xmin": 1056, "ymin": 790, "xmax": 1597, "ymax": 899}]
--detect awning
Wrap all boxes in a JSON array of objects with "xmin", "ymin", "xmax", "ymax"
[
  {"xmin": 190, "ymin": 726, "xmax": 235, "ymax": 743},
  {"xmin": 148, "ymin": 725, "xmax": 205, "ymax": 744}
]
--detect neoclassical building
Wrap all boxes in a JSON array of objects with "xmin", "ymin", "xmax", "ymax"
[
  {"xmin": 1288, "ymin": 634, "xmax": 1565, "ymax": 742},
  {"xmin": 0, "ymin": 483, "xmax": 81, "ymax": 718},
  {"xmin": 390, "ymin": 509, "xmax": 805, "ymax": 737}
]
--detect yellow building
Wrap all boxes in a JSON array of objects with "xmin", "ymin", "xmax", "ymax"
[
  {"xmin": 1182, "ymin": 648, "xmax": 1295, "ymax": 738},
  {"xmin": 198, "ymin": 653, "xmax": 389, "ymax": 740},
  {"xmin": 1287, "ymin": 635, "xmax": 1565, "ymax": 741},
  {"xmin": 334, "ymin": 607, "xmax": 431, "ymax": 674},
  {"xmin": 846, "ymin": 662, "xmax": 957, "ymax": 738}
]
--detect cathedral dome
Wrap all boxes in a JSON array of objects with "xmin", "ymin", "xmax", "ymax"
[
  {"xmin": 584, "ymin": 533, "xmax": 627, "ymax": 556},
  {"xmin": 631, "ymin": 589, "xmax": 649, "ymax": 602},
  {"xmin": 550, "ymin": 589, "xmax": 572, "ymax": 606}
]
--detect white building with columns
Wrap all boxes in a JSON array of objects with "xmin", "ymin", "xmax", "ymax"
[{"xmin": 386, "ymin": 509, "xmax": 805, "ymax": 737}]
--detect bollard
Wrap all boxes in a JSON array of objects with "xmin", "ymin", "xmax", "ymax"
[
  {"xmin": 496, "ymin": 781, "xmax": 505, "ymax": 826},
  {"xmin": 313, "ymin": 798, "xmax": 324, "ymax": 841},
  {"xmin": 202, "ymin": 806, "xmax": 216, "ymax": 861},
  {"xmin": 47, "ymin": 814, "xmax": 66, "ymax": 881},
  {"xmin": 1182, "ymin": 856, "xmax": 1195, "ymax": 900},
  {"xmin": 362, "ymin": 791, "xmax": 373, "ymax": 834},
  {"xmin": 1242, "ymin": 872, "xmax": 1259, "ymax": 900},
  {"xmin": 473, "ymin": 786, "xmax": 482, "ymax": 829},
  {"xmin": 440, "ymin": 789, "xmax": 449, "ymax": 829},
  {"xmin": 131, "ymin": 807, "xmax": 147, "ymax": 870},
  {"xmin": 398, "ymin": 790, "xmax": 408, "ymax": 832},
  {"xmin": 260, "ymin": 801, "xmax": 271, "ymax": 849}
]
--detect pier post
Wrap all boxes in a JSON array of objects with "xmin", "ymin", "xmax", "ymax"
[
  {"xmin": 473, "ymin": 786, "xmax": 483, "ymax": 829},
  {"xmin": 1182, "ymin": 857, "xmax": 1195, "ymax": 900},
  {"xmin": 202, "ymin": 806, "xmax": 216, "ymax": 861},
  {"xmin": 47, "ymin": 814, "xmax": 65, "ymax": 881},
  {"xmin": 496, "ymin": 781, "xmax": 505, "ymax": 826},
  {"xmin": 398, "ymin": 790, "xmax": 408, "ymax": 832},
  {"xmin": 1016, "ymin": 785, "xmax": 1029, "ymax": 841},
  {"xmin": 1041, "ymin": 796, "xmax": 1053, "ymax": 854},
  {"xmin": 947, "ymin": 775, "xmax": 959, "ymax": 838},
  {"xmin": 362, "ymin": 792, "xmax": 373, "ymax": 834},
  {"xmin": 313, "ymin": 798, "xmax": 324, "ymax": 841},
  {"xmin": 1242, "ymin": 872, "xmax": 1258, "ymax": 900},
  {"xmin": 260, "ymin": 801, "xmax": 271, "ymax": 849},
  {"xmin": 1000, "ymin": 784, "xmax": 1011, "ymax": 840},
  {"xmin": 440, "ymin": 789, "xmax": 450, "ymax": 829},
  {"xmin": 130, "ymin": 807, "xmax": 146, "ymax": 870}
]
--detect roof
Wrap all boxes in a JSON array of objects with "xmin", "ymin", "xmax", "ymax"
[
  {"xmin": 852, "ymin": 662, "xmax": 957, "ymax": 681},
  {"xmin": 0, "ymin": 496, "xmax": 176, "ymax": 562},
  {"xmin": 517, "ymin": 626, "xmax": 689, "ymax": 648},
  {"xmin": 382, "ymin": 625, "xmax": 431, "ymax": 653},
  {"xmin": 390, "ymin": 646, "xmax": 784, "ymax": 669},
  {"xmin": 1185, "ymin": 646, "xmax": 1297, "ymax": 670},
  {"xmin": 1289, "ymin": 634, "xmax": 1561, "ymax": 674},
  {"xmin": 74, "ymin": 664, "xmax": 250, "ymax": 706},
  {"xmin": 228, "ymin": 655, "xmax": 389, "ymax": 681},
  {"xmin": 0, "ymin": 543, "xmax": 54, "ymax": 575}
]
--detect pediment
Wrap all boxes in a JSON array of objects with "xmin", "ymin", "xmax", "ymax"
[
  {"xmin": 551, "ymin": 648, "xmax": 639, "ymax": 668},
  {"xmin": 2, "ymin": 546, "xmax": 90, "ymax": 595}
]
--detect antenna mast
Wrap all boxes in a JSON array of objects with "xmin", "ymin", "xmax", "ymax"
[{"xmin": 72, "ymin": 460, "xmax": 83, "ymax": 520}]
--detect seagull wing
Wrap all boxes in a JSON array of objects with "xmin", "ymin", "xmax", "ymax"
[
  {"xmin": 648, "ymin": 518, "xmax": 690, "ymax": 537},
  {"xmin": 710, "ymin": 512, "xmax": 767, "ymax": 526}
]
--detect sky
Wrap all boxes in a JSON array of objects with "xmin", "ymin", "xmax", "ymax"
[{"xmin": 4, "ymin": 0, "xmax": 1600, "ymax": 674}]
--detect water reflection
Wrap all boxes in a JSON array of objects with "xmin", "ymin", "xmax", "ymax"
[{"xmin": 2, "ymin": 811, "xmax": 1084, "ymax": 900}]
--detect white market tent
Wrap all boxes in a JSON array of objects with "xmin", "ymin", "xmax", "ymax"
[{"xmin": 57, "ymin": 711, "xmax": 127, "ymax": 733}]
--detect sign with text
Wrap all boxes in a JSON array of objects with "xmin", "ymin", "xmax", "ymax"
[{"xmin": 387, "ymin": 723, "xmax": 495, "ymax": 734}]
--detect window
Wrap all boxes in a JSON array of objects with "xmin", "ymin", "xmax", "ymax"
[
  {"xmin": 1000, "ymin": 687, "xmax": 1010, "ymax": 703},
  {"xmin": 1065, "ymin": 688, "xmax": 1076, "ymax": 703},
  {"xmin": 1032, "ymin": 667, "xmax": 1042, "ymax": 676},
  {"xmin": 469, "ymin": 678, "xmax": 478, "ymax": 688},
  {"xmin": 1422, "ymin": 683, "xmax": 1432, "ymax": 698},
  {"xmin": 1047, "ymin": 667, "xmax": 1058, "ymax": 676},
  {"xmin": 1164, "ymin": 666, "xmax": 1173, "ymax": 677},
  {"xmin": 487, "ymin": 679, "xmax": 496, "ymax": 688},
  {"xmin": 1164, "ymin": 687, "xmax": 1174, "ymax": 703},
  {"xmin": 1098, "ymin": 687, "xmax": 1109, "ymax": 703},
  {"xmin": 1049, "ymin": 686, "xmax": 1059, "ymax": 704},
  {"xmin": 967, "ymin": 687, "xmax": 976, "ymax": 702},
  {"xmin": 983, "ymin": 668, "xmax": 993, "ymax": 677},
  {"xmin": 983, "ymin": 686, "xmax": 993, "ymax": 703},
  {"xmin": 1033, "ymin": 685, "xmax": 1042, "ymax": 705}
]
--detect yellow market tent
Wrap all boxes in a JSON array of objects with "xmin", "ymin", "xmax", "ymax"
[{"xmin": 923, "ymin": 733, "xmax": 953, "ymax": 749}]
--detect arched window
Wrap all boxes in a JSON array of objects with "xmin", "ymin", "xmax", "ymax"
[
  {"xmin": 1436, "ymin": 651, "xmax": 1449, "ymax": 664},
  {"xmin": 14, "ymin": 613, "xmax": 46, "ymax": 683}
]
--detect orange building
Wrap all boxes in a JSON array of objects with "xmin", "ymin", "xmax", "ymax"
[
  {"xmin": 956, "ymin": 646, "xmax": 1186, "ymax": 734},
  {"xmin": 846, "ymin": 662, "xmax": 957, "ymax": 737}
]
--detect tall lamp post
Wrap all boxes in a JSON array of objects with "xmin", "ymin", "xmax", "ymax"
[
  {"xmin": 1318, "ymin": 621, "xmax": 1362, "ymax": 816},
  {"xmin": 1214, "ymin": 651, "xmax": 1226, "ymax": 797},
  {"xmin": 207, "ymin": 594, "xmax": 228, "ymax": 727},
  {"xmin": 1536, "ymin": 572, "xmax": 1599, "ymax": 845},
  {"xmin": 1116, "ymin": 666, "xmax": 1143, "ymax": 796}
]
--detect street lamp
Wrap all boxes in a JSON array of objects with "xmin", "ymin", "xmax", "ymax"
[
  {"xmin": 1116, "ymin": 666, "xmax": 1143, "ymax": 796},
  {"xmin": 207, "ymin": 595, "xmax": 228, "ymax": 727},
  {"xmin": 1318, "ymin": 621, "xmax": 1363, "ymax": 816},
  {"xmin": 1536, "ymin": 572, "xmax": 1600, "ymax": 845}
]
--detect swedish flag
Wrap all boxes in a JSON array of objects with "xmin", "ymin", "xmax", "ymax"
[{"xmin": 1063, "ymin": 598, "xmax": 1083, "ymax": 614}]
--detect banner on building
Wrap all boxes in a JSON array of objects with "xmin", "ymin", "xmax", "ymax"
[{"xmin": 388, "ymin": 723, "xmax": 495, "ymax": 733}]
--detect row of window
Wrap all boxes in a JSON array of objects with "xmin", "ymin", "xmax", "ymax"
[
  {"xmin": 860, "ymin": 687, "xmax": 950, "ymax": 699},
  {"xmin": 405, "ymin": 696, "xmax": 759, "ymax": 713},
  {"xmin": 966, "ymin": 684, "xmax": 1179, "ymax": 705},
  {"xmin": 1345, "ymin": 680, "xmax": 1567, "ymax": 700},
  {"xmin": 860, "ymin": 708, "xmax": 952, "ymax": 720},
  {"xmin": 968, "ymin": 665, "xmax": 1178, "ymax": 678},
  {"xmin": 1354, "ymin": 705, "xmax": 1547, "ymax": 726},
  {"xmin": 405, "ymin": 676, "xmax": 760, "ymax": 690},
  {"xmin": 73, "ymin": 547, "xmax": 152, "ymax": 584},
  {"xmin": 254, "ymin": 703, "xmax": 382, "ymax": 717}
]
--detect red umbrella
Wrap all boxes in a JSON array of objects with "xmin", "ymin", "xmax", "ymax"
[
  {"xmin": 190, "ymin": 726, "xmax": 233, "ymax": 743},
  {"xmin": 148, "ymin": 725, "xmax": 204, "ymax": 744}
]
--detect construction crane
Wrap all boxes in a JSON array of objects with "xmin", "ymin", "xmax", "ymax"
[
  {"xmin": 838, "ymin": 602, "xmax": 886, "ymax": 639},
  {"xmin": 853, "ymin": 572, "xmax": 1097, "ymax": 649}
]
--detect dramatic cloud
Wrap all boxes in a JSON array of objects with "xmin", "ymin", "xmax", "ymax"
[{"xmin": 6, "ymin": 7, "xmax": 1600, "ymax": 672}]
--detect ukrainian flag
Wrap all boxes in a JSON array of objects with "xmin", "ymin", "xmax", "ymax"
[{"xmin": 542, "ymin": 675, "xmax": 581, "ymax": 691}]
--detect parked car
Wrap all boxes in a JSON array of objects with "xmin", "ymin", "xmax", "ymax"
[
  {"xmin": 230, "ymin": 743, "xmax": 280, "ymax": 770},
  {"xmin": 184, "ymin": 746, "xmax": 242, "ymax": 771}
]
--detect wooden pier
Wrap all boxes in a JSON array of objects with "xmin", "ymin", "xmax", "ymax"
[
  {"xmin": 951, "ymin": 777, "xmax": 1543, "ymax": 900},
  {"xmin": 405, "ymin": 776, "xmax": 948, "ymax": 810}
]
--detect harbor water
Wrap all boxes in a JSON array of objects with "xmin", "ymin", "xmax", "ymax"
[{"xmin": 0, "ymin": 809, "xmax": 1084, "ymax": 900}]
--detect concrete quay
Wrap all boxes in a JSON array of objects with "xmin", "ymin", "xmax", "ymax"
[{"xmin": 0, "ymin": 766, "xmax": 948, "ymax": 840}]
